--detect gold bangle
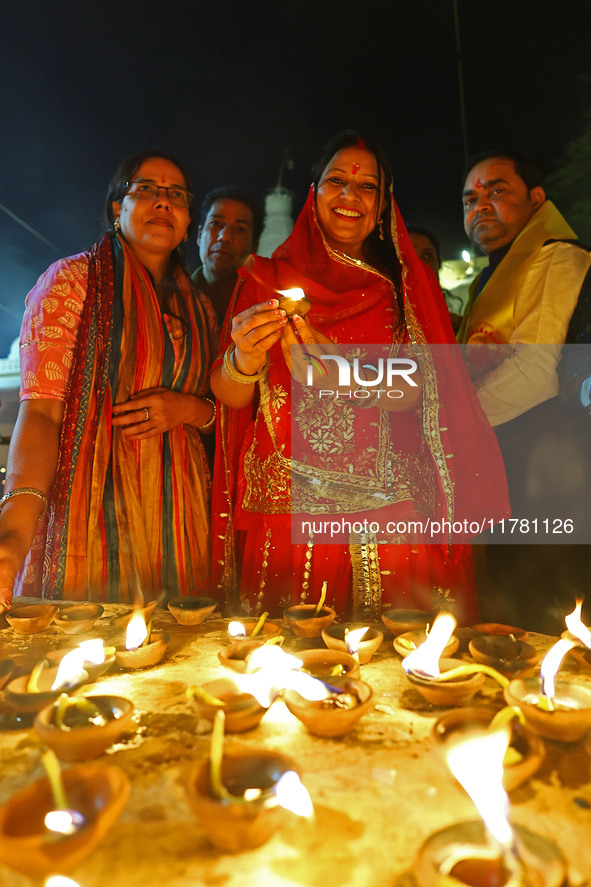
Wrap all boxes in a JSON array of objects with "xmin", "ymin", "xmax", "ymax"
[
  {"xmin": 355, "ymin": 389, "xmax": 381, "ymax": 409},
  {"xmin": 223, "ymin": 344, "xmax": 270, "ymax": 385},
  {"xmin": 0, "ymin": 487, "xmax": 48, "ymax": 520},
  {"xmin": 198, "ymin": 396, "xmax": 216, "ymax": 433}
]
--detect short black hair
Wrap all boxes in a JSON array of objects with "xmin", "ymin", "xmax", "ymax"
[
  {"xmin": 463, "ymin": 149, "xmax": 543, "ymax": 192},
  {"xmin": 199, "ymin": 186, "xmax": 264, "ymax": 247}
]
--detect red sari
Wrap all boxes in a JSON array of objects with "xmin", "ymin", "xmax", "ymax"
[{"xmin": 211, "ymin": 189, "xmax": 509, "ymax": 622}]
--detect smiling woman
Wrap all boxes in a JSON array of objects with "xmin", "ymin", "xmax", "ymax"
[
  {"xmin": 0, "ymin": 149, "xmax": 218, "ymax": 609},
  {"xmin": 210, "ymin": 130, "xmax": 509, "ymax": 622}
]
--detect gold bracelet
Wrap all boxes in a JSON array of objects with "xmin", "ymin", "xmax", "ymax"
[
  {"xmin": 355, "ymin": 389, "xmax": 381, "ymax": 409},
  {"xmin": 223, "ymin": 344, "xmax": 270, "ymax": 385},
  {"xmin": 198, "ymin": 396, "xmax": 216, "ymax": 433},
  {"xmin": 0, "ymin": 487, "xmax": 48, "ymax": 520}
]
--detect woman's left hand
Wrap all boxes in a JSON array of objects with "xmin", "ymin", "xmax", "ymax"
[{"xmin": 112, "ymin": 388, "xmax": 211, "ymax": 439}]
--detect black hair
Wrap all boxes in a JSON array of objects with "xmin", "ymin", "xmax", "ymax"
[
  {"xmin": 407, "ymin": 227, "xmax": 442, "ymax": 269},
  {"xmin": 104, "ymin": 147, "xmax": 196, "ymax": 259},
  {"xmin": 463, "ymin": 149, "xmax": 543, "ymax": 192},
  {"xmin": 312, "ymin": 130, "xmax": 404, "ymax": 333},
  {"xmin": 199, "ymin": 186, "xmax": 264, "ymax": 248}
]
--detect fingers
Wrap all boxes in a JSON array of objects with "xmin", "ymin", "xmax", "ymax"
[{"xmin": 111, "ymin": 405, "xmax": 152, "ymax": 428}]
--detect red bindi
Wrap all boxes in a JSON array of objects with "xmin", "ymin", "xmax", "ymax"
[
  {"xmin": 474, "ymin": 178, "xmax": 483, "ymax": 190},
  {"xmin": 351, "ymin": 162, "xmax": 360, "ymax": 175}
]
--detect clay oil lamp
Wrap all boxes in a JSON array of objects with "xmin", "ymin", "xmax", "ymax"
[
  {"xmin": 381, "ymin": 607, "xmax": 433, "ymax": 637},
  {"xmin": 218, "ymin": 638, "xmax": 268, "ymax": 674},
  {"xmin": 415, "ymin": 726, "xmax": 566, "ymax": 887},
  {"xmin": 187, "ymin": 677, "xmax": 268, "ymax": 733},
  {"xmin": 112, "ymin": 598, "xmax": 157, "ymax": 629},
  {"xmin": 5, "ymin": 603, "xmax": 59, "ymax": 635},
  {"xmin": 432, "ymin": 706, "xmax": 545, "ymax": 793},
  {"xmin": 394, "ymin": 626, "xmax": 459, "ymax": 660},
  {"xmin": 284, "ymin": 673, "xmax": 373, "ymax": 738},
  {"xmin": 46, "ymin": 638, "xmax": 116, "ymax": 681},
  {"xmin": 5, "ymin": 650, "xmax": 89, "ymax": 714},
  {"xmin": 277, "ymin": 287, "xmax": 312, "ymax": 318},
  {"xmin": 0, "ymin": 747, "xmax": 129, "ymax": 880},
  {"xmin": 167, "ymin": 595, "xmax": 218, "ymax": 625},
  {"xmin": 228, "ymin": 611, "xmax": 282, "ymax": 640},
  {"xmin": 283, "ymin": 580, "xmax": 336, "ymax": 638},
  {"xmin": 296, "ymin": 648, "xmax": 360, "ymax": 680},
  {"xmin": 322, "ymin": 623, "xmax": 383, "ymax": 664},
  {"xmin": 401, "ymin": 613, "xmax": 506, "ymax": 707},
  {"xmin": 114, "ymin": 609, "xmax": 169, "ymax": 669},
  {"xmin": 472, "ymin": 623, "xmax": 528, "ymax": 642},
  {"xmin": 34, "ymin": 692, "xmax": 135, "ymax": 762},
  {"xmin": 469, "ymin": 634, "xmax": 538, "ymax": 678},
  {"xmin": 186, "ymin": 710, "xmax": 313, "ymax": 852},
  {"xmin": 53, "ymin": 602, "xmax": 104, "ymax": 635},
  {"xmin": 504, "ymin": 635, "xmax": 591, "ymax": 742}
]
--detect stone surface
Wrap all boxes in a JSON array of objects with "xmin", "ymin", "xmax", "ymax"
[{"xmin": 0, "ymin": 602, "xmax": 590, "ymax": 886}]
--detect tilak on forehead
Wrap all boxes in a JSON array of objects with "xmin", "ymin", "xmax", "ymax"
[{"xmin": 351, "ymin": 162, "xmax": 361, "ymax": 175}]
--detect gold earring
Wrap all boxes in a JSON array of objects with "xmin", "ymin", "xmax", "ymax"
[
  {"xmin": 114, "ymin": 218, "xmax": 121, "ymax": 233},
  {"xmin": 378, "ymin": 218, "xmax": 385, "ymax": 241}
]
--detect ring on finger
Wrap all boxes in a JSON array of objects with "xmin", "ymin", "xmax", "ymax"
[{"xmin": 144, "ymin": 407, "xmax": 150, "ymax": 422}]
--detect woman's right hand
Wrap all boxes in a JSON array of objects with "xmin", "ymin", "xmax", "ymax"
[{"xmin": 230, "ymin": 298, "xmax": 288, "ymax": 375}]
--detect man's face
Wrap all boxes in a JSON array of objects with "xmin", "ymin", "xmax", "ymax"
[
  {"xmin": 462, "ymin": 158, "xmax": 545, "ymax": 254},
  {"xmin": 198, "ymin": 198, "xmax": 255, "ymax": 281}
]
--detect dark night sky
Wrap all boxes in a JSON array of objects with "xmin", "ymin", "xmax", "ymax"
[{"xmin": 1, "ymin": 0, "xmax": 590, "ymax": 355}]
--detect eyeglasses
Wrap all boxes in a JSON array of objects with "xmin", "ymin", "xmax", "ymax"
[{"xmin": 124, "ymin": 181, "xmax": 193, "ymax": 209}]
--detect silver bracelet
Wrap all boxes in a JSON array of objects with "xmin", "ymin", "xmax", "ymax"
[
  {"xmin": 0, "ymin": 487, "xmax": 48, "ymax": 520},
  {"xmin": 198, "ymin": 396, "xmax": 216, "ymax": 433}
]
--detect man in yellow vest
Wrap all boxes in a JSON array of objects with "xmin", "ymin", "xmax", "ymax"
[{"xmin": 459, "ymin": 149, "xmax": 591, "ymax": 633}]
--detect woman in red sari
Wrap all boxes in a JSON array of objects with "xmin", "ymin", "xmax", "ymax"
[
  {"xmin": 211, "ymin": 132, "xmax": 508, "ymax": 623},
  {"xmin": 0, "ymin": 149, "xmax": 217, "ymax": 609}
]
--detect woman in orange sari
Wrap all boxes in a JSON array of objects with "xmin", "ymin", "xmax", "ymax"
[
  {"xmin": 211, "ymin": 132, "xmax": 508, "ymax": 623},
  {"xmin": 0, "ymin": 149, "xmax": 217, "ymax": 609}
]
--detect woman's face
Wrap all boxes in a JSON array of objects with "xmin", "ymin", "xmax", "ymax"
[
  {"xmin": 316, "ymin": 146, "xmax": 387, "ymax": 260},
  {"xmin": 112, "ymin": 157, "xmax": 191, "ymax": 267}
]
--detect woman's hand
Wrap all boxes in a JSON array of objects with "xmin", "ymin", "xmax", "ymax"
[
  {"xmin": 280, "ymin": 313, "xmax": 343, "ymax": 387},
  {"xmin": 231, "ymin": 298, "xmax": 288, "ymax": 375},
  {"xmin": 112, "ymin": 388, "xmax": 212, "ymax": 439}
]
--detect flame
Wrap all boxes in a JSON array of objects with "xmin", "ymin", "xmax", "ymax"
[
  {"xmin": 44, "ymin": 808, "xmax": 85, "ymax": 835},
  {"xmin": 275, "ymin": 770, "xmax": 314, "ymax": 818},
  {"xmin": 279, "ymin": 287, "xmax": 306, "ymax": 301},
  {"xmin": 345, "ymin": 626, "xmax": 369, "ymax": 655},
  {"xmin": 565, "ymin": 599, "xmax": 591, "ymax": 648},
  {"xmin": 540, "ymin": 637, "xmax": 578, "ymax": 699},
  {"xmin": 125, "ymin": 610, "xmax": 148, "ymax": 650},
  {"xmin": 239, "ymin": 645, "xmax": 304, "ymax": 707},
  {"xmin": 78, "ymin": 638, "xmax": 106, "ymax": 665},
  {"xmin": 445, "ymin": 727, "xmax": 513, "ymax": 849},
  {"xmin": 51, "ymin": 648, "xmax": 86, "ymax": 691},
  {"xmin": 45, "ymin": 877, "xmax": 83, "ymax": 887},
  {"xmin": 401, "ymin": 612, "xmax": 457, "ymax": 677},
  {"xmin": 228, "ymin": 621, "xmax": 246, "ymax": 638}
]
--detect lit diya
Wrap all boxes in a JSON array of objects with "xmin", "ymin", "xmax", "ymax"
[
  {"xmin": 415, "ymin": 726, "xmax": 566, "ymax": 887},
  {"xmin": 277, "ymin": 287, "xmax": 312, "ymax": 318},
  {"xmin": 401, "ymin": 613, "xmax": 504, "ymax": 707},
  {"xmin": 45, "ymin": 638, "xmax": 116, "ymax": 681},
  {"xmin": 186, "ymin": 710, "xmax": 312, "ymax": 852},
  {"xmin": 284, "ymin": 674, "xmax": 373, "ymax": 737},
  {"xmin": 0, "ymin": 748, "xmax": 129, "ymax": 880},
  {"xmin": 504, "ymin": 633, "xmax": 591, "ymax": 742},
  {"xmin": 5, "ymin": 649, "xmax": 89, "ymax": 714},
  {"xmin": 322, "ymin": 623, "xmax": 383, "ymax": 664},
  {"xmin": 114, "ymin": 609, "xmax": 169, "ymax": 669}
]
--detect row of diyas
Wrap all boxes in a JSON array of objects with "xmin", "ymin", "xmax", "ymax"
[{"xmin": 0, "ymin": 588, "xmax": 588, "ymax": 885}]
